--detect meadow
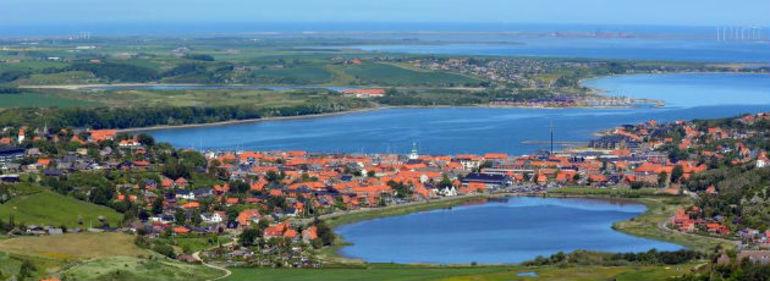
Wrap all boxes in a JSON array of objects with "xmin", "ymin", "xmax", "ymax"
[
  {"xmin": 222, "ymin": 263, "xmax": 699, "ymax": 281},
  {"xmin": 0, "ymin": 233, "xmax": 222, "ymax": 280},
  {"xmin": 0, "ymin": 92, "xmax": 95, "ymax": 108},
  {"xmin": 0, "ymin": 184, "xmax": 123, "ymax": 227}
]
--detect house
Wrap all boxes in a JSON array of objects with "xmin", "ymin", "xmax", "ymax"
[
  {"xmin": 201, "ymin": 211, "xmax": 226, "ymax": 224},
  {"xmin": 119, "ymin": 139, "xmax": 141, "ymax": 148},
  {"xmin": 175, "ymin": 190, "xmax": 196, "ymax": 200},
  {"xmin": 302, "ymin": 226, "xmax": 318, "ymax": 243},
  {"xmin": 89, "ymin": 129, "xmax": 117, "ymax": 142},
  {"xmin": 757, "ymin": 152, "xmax": 769, "ymax": 168},
  {"xmin": 237, "ymin": 209, "xmax": 261, "ymax": 227},
  {"xmin": 263, "ymin": 223, "xmax": 289, "ymax": 238},
  {"xmin": 0, "ymin": 146, "xmax": 25, "ymax": 163},
  {"xmin": 173, "ymin": 226, "xmax": 190, "ymax": 235},
  {"xmin": 175, "ymin": 177, "xmax": 189, "ymax": 188},
  {"xmin": 737, "ymin": 250, "xmax": 770, "ymax": 265},
  {"xmin": 340, "ymin": 88, "xmax": 386, "ymax": 98}
]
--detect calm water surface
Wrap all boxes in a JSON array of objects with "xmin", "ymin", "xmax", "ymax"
[
  {"xmin": 354, "ymin": 38, "xmax": 770, "ymax": 63},
  {"xmin": 335, "ymin": 197, "xmax": 682, "ymax": 264},
  {"xmin": 148, "ymin": 73, "xmax": 770, "ymax": 155}
]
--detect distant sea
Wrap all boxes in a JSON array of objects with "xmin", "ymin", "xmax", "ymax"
[{"xmin": 0, "ymin": 22, "xmax": 744, "ymax": 38}]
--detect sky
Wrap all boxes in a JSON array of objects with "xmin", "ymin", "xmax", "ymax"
[{"xmin": 1, "ymin": 0, "xmax": 769, "ymax": 27}]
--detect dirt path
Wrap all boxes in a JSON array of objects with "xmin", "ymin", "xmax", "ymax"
[
  {"xmin": 193, "ymin": 239, "xmax": 237, "ymax": 281},
  {"xmin": 192, "ymin": 250, "xmax": 232, "ymax": 281}
]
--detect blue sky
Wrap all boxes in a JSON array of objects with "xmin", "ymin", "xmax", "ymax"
[{"xmin": 2, "ymin": 0, "xmax": 769, "ymax": 26}]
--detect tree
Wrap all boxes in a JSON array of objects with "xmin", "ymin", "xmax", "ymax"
[
  {"xmin": 151, "ymin": 197, "xmax": 164, "ymax": 215},
  {"xmin": 175, "ymin": 209, "xmax": 186, "ymax": 224},
  {"xmin": 152, "ymin": 243, "xmax": 176, "ymax": 259},
  {"xmin": 387, "ymin": 180, "xmax": 412, "ymax": 199},
  {"xmin": 239, "ymin": 228, "xmax": 260, "ymax": 246},
  {"xmin": 230, "ymin": 180, "xmax": 250, "ymax": 194},
  {"xmin": 314, "ymin": 220, "xmax": 335, "ymax": 247},
  {"xmin": 658, "ymin": 172, "xmax": 669, "ymax": 188},
  {"xmin": 136, "ymin": 133, "xmax": 155, "ymax": 146},
  {"xmin": 671, "ymin": 165, "xmax": 684, "ymax": 183},
  {"xmin": 437, "ymin": 175, "xmax": 453, "ymax": 189}
]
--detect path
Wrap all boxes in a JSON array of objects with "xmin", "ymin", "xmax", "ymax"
[{"xmin": 193, "ymin": 239, "xmax": 237, "ymax": 281}]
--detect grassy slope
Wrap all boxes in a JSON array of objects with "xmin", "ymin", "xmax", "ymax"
[
  {"xmin": 0, "ymin": 233, "xmax": 222, "ymax": 281},
  {"xmin": 61, "ymin": 256, "xmax": 222, "ymax": 281},
  {"xmin": 0, "ymin": 186, "xmax": 123, "ymax": 227},
  {"xmin": 0, "ymin": 233, "xmax": 148, "ymax": 260}
]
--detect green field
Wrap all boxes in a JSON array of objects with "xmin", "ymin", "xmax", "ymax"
[
  {"xmin": 18, "ymin": 71, "xmax": 98, "ymax": 85},
  {"xmin": 0, "ymin": 233, "xmax": 147, "ymax": 260},
  {"xmin": 0, "ymin": 185, "xmax": 123, "ymax": 227},
  {"xmin": 0, "ymin": 233, "xmax": 222, "ymax": 281},
  {"xmin": 249, "ymin": 65, "xmax": 335, "ymax": 84},
  {"xmin": 61, "ymin": 256, "xmax": 222, "ymax": 281},
  {"xmin": 342, "ymin": 62, "xmax": 481, "ymax": 86},
  {"xmin": 224, "ymin": 265, "xmax": 506, "ymax": 281},
  {"xmin": 223, "ymin": 263, "xmax": 698, "ymax": 281},
  {"xmin": 0, "ymin": 92, "xmax": 95, "ymax": 108}
]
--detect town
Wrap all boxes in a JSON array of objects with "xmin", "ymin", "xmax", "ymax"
[{"xmin": 1, "ymin": 112, "xmax": 770, "ymax": 272}]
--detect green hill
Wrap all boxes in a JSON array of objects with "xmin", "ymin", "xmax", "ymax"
[{"xmin": 0, "ymin": 184, "xmax": 123, "ymax": 228}]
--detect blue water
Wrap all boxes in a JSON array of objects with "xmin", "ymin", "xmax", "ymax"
[
  {"xmin": 584, "ymin": 73, "xmax": 770, "ymax": 107},
  {"xmin": 354, "ymin": 38, "xmax": 770, "ymax": 63},
  {"xmin": 335, "ymin": 197, "xmax": 682, "ymax": 264},
  {"xmin": 148, "ymin": 73, "xmax": 770, "ymax": 155}
]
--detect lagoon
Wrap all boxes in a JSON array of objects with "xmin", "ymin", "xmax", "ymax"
[
  {"xmin": 148, "ymin": 73, "xmax": 770, "ymax": 155},
  {"xmin": 335, "ymin": 197, "xmax": 682, "ymax": 264}
]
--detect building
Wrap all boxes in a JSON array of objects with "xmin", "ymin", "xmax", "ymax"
[
  {"xmin": 738, "ymin": 250, "xmax": 770, "ymax": 265},
  {"xmin": 0, "ymin": 146, "xmax": 25, "ymax": 163},
  {"xmin": 340, "ymin": 88, "xmax": 386, "ymax": 98},
  {"xmin": 461, "ymin": 173, "xmax": 512, "ymax": 189}
]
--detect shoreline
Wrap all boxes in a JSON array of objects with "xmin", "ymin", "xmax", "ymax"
[
  {"xmin": 322, "ymin": 191, "xmax": 719, "ymax": 265},
  {"xmin": 117, "ymin": 104, "xmax": 641, "ymax": 133},
  {"xmin": 25, "ymin": 72, "xmax": 681, "ymax": 134},
  {"xmin": 118, "ymin": 107, "xmax": 383, "ymax": 133},
  {"xmin": 119, "ymin": 102, "xmax": 653, "ymax": 134}
]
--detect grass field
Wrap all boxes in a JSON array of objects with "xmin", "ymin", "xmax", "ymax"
[
  {"xmin": 249, "ymin": 65, "xmax": 335, "ymax": 84},
  {"xmin": 342, "ymin": 62, "xmax": 481, "ymax": 86},
  {"xmin": 224, "ymin": 265, "xmax": 507, "ymax": 281},
  {"xmin": 222, "ymin": 262, "xmax": 698, "ymax": 281},
  {"xmin": 0, "ymin": 92, "xmax": 96, "ymax": 108},
  {"xmin": 0, "ymin": 252, "xmax": 23, "ymax": 279},
  {"xmin": 158, "ymin": 234, "xmax": 232, "ymax": 254},
  {"xmin": 61, "ymin": 256, "xmax": 223, "ymax": 281},
  {"xmin": 18, "ymin": 71, "xmax": 98, "ymax": 85},
  {"xmin": 0, "ymin": 185, "xmax": 123, "ymax": 228},
  {"xmin": 0, "ymin": 233, "xmax": 222, "ymax": 281},
  {"xmin": 0, "ymin": 232, "xmax": 149, "ymax": 260},
  {"xmin": 12, "ymin": 88, "xmax": 362, "ymax": 109}
]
